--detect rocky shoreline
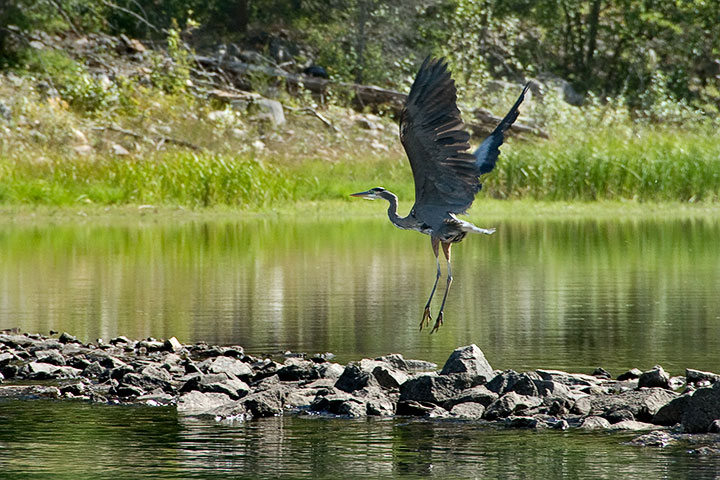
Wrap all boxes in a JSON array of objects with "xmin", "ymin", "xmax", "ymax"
[{"xmin": 2, "ymin": 332, "xmax": 720, "ymax": 446}]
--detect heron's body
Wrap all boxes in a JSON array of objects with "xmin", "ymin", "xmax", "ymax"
[{"xmin": 352, "ymin": 56, "xmax": 529, "ymax": 332}]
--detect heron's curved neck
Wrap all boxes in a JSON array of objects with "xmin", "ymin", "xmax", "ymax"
[{"xmin": 380, "ymin": 191, "xmax": 414, "ymax": 229}]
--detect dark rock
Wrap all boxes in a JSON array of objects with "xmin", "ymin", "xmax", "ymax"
[
  {"xmin": 60, "ymin": 382, "xmax": 86, "ymax": 397},
  {"xmin": 592, "ymin": 367, "xmax": 612, "ymax": 379},
  {"xmin": 59, "ymin": 332, "xmax": 79, "ymax": 344},
  {"xmin": 243, "ymin": 387, "xmax": 286, "ymax": 417},
  {"xmin": 450, "ymin": 402, "xmax": 486, "ymax": 419},
  {"xmin": 486, "ymin": 370, "xmax": 522, "ymax": 394},
  {"xmin": 82, "ymin": 361, "xmax": 109, "ymax": 380},
  {"xmin": 638, "ymin": 366, "xmax": 670, "ymax": 389},
  {"xmin": 180, "ymin": 372, "xmax": 250, "ymax": 400},
  {"xmin": 682, "ymin": 382, "xmax": 720, "ymax": 433},
  {"xmin": 553, "ymin": 419, "xmax": 570, "ymax": 430},
  {"xmin": 177, "ymin": 391, "xmax": 234, "ymax": 415},
  {"xmin": 370, "ymin": 364, "xmax": 409, "ymax": 390},
  {"xmin": 589, "ymin": 388, "xmax": 677, "ymax": 422},
  {"xmin": 579, "ymin": 416, "xmax": 611, "ymax": 430},
  {"xmin": 440, "ymin": 344, "xmax": 493, "ymax": 381},
  {"xmin": 505, "ymin": 416, "xmax": 543, "ymax": 429},
  {"xmin": 115, "ymin": 384, "xmax": 146, "ymax": 397},
  {"xmin": 400, "ymin": 373, "xmax": 481, "ymax": 405},
  {"xmin": 277, "ymin": 359, "xmax": 321, "ymax": 382},
  {"xmin": 617, "ymin": 368, "xmax": 643, "ymax": 381},
  {"xmin": 396, "ymin": 400, "xmax": 436, "ymax": 416},
  {"xmin": 365, "ymin": 390, "xmax": 395, "ymax": 416},
  {"xmin": 686, "ymin": 368, "xmax": 720, "ymax": 385},
  {"xmin": 34, "ymin": 349, "xmax": 66, "ymax": 366},
  {"xmin": 335, "ymin": 363, "xmax": 380, "ymax": 393},
  {"xmin": 250, "ymin": 359, "xmax": 281, "ymax": 380},
  {"xmin": 606, "ymin": 408, "xmax": 635, "ymax": 423},
  {"xmin": 163, "ymin": 337, "xmax": 183, "ymax": 352},
  {"xmin": 652, "ymin": 394, "xmax": 692, "ymax": 426},
  {"xmin": 709, "ymin": 420, "xmax": 720, "ymax": 433},
  {"xmin": 136, "ymin": 339, "xmax": 165, "ymax": 353},
  {"xmin": 109, "ymin": 336, "xmax": 133, "ymax": 345},
  {"xmin": 484, "ymin": 392, "xmax": 543, "ymax": 420},
  {"xmin": 444, "ymin": 384, "xmax": 499, "ymax": 409},
  {"xmin": 121, "ymin": 365, "xmax": 173, "ymax": 393}
]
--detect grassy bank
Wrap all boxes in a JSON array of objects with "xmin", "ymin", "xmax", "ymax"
[{"xmin": 2, "ymin": 125, "xmax": 720, "ymax": 207}]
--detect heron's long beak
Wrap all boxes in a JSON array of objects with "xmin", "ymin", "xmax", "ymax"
[{"xmin": 350, "ymin": 190, "xmax": 372, "ymax": 198}]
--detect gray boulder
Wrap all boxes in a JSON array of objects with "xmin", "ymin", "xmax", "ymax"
[
  {"xmin": 440, "ymin": 344, "xmax": 493, "ymax": 381},
  {"xmin": 484, "ymin": 392, "xmax": 542, "ymax": 420},
  {"xmin": 335, "ymin": 362, "xmax": 380, "ymax": 393},
  {"xmin": 589, "ymin": 388, "xmax": 677, "ymax": 422},
  {"xmin": 400, "ymin": 373, "xmax": 481, "ymax": 405},
  {"xmin": 617, "ymin": 368, "xmax": 643, "ymax": 381},
  {"xmin": 638, "ymin": 365, "xmax": 670, "ymax": 389},
  {"xmin": 536, "ymin": 369, "xmax": 600, "ymax": 387},
  {"xmin": 180, "ymin": 372, "xmax": 250, "ymax": 399},
  {"xmin": 652, "ymin": 394, "xmax": 693, "ymax": 426},
  {"xmin": 201, "ymin": 356, "xmax": 253, "ymax": 379},
  {"xmin": 608, "ymin": 420, "xmax": 656, "ymax": 431},
  {"xmin": 242, "ymin": 386, "xmax": 286, "ymax": 417},
  {"xmin": 486, "ymin": 370, "xmax": 523, "ymax": 394},
  {"xmin": 681, "ymin": 382, "xmax": 720, "ymax": 433},
  {"xmin": 579, "ymin": 416, "xmax": 611, "ymax": 430}
]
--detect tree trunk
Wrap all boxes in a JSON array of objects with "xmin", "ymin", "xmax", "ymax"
[{"xmin": 585, "ymin": 0, "xmax": 602, "ymax": 81}]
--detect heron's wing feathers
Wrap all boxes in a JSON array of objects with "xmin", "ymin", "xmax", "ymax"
[
  {"xmin": 400, "ymin": 57, "xmax": 479, "ymax": 214},
  {"xmin": 473, "ymin": 83, "xmax": 530, "ymax": 175}
]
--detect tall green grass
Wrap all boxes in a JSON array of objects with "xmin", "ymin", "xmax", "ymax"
[
  {"xmin": 0, "ymin": 153, "xmax": 296, "ymax": 207},
  {"xmin": 486, "ymin": 127, "xmax": 720, "ymax": 202},
  {"xmin": 1, "ymin": 126, "xmax": 720, "ymax": 207}
]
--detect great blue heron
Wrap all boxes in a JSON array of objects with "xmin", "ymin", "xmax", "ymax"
[{"xmin": 351, "ymin": 56, "xmax": 529, "ymax": 333}]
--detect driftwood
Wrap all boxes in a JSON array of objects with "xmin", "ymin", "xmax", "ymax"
[
  {"xmin": 92, "ymin": 124, "xmax": 203, "ymax": 151},
  {"xmin": 194, "ymin": 55, "xmax": 407, "ymax": 115},
  {"xmin": 196, "ymin": 55, "xmax": 547, "ymax": 139}
]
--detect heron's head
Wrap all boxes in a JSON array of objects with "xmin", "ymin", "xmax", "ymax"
[{"xmin": 350, "ymin": 187, "xmax": 387, "ymax": 200}]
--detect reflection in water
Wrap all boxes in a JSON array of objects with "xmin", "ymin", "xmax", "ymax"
[
  {"xmin": 2, "ymin": 399, "xmax": 720, "ymax": 480},
  {"xmin": 1, "ymin": 216, "xmax": 720, "ymax": 374}
]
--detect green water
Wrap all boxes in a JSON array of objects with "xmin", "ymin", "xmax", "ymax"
[
  {"xmin": 1, "ymin": 399, "xmax": 718, "ymax": 480},
  {"xmin": 2, "ymin": 214, "xmax": 720, "ymax": 374},
  {"xmin": 2, "ymin": 214, "xmax": 720, "ymax": 478}
]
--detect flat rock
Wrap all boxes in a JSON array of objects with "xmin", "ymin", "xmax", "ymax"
[
  {"xmin": 450, "ymin": 402, "xmax": 486, "ymax": 420},
  {"xmin": 536, "ymin": 369, "xmax": 600, "ymax": 387},
  {"xmin": 628, "ymin": 430, "xmax": 676, "ymax": 447},
  {"xmin": 277, "ymin": 358, "xmax": 320, "ymax": 381},
  {"xmin": 608, "ymin": 420, "xmax": 657, "ymax": 431},
  {"xmin": 177, "ymin": 391, "xmax": 235, "ymax": 415},
  {"xmin": 201, "ymin": 356, "xmax": 253, "ymax": 379},
  {"xmin": 589, "ymin": 388, "xmax": 677, "ymax": 422}
]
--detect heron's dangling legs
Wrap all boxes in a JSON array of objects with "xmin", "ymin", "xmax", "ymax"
[
  {"xmin": 420, "ymin": 238, "xmax": 442, "ymax": 331},
  {"xmin": 431, "ymin": 242, "xmax": 453, "ymax": 334}
]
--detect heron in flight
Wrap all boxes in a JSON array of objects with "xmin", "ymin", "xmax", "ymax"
[{"xmin": 351, "ymin": 56, "xmax": 529, "ymax": 333}]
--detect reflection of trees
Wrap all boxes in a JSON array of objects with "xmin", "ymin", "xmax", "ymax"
[{"xmin": 2, "ymin": 217, "xmax": 720, "ymax": 373}]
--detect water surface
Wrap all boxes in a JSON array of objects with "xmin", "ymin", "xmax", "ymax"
[{"xmin": 2, "ymin": 214, "xmax": 719, "ymax": 374}]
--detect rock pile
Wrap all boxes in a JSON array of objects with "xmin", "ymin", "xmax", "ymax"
[{"xmin": 2, "ymin": 333, "xmax": 720, "ymax": 435}]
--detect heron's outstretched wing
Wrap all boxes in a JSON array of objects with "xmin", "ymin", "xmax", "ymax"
[
  {"xmin": 473, "ymin": 83, "xmax": 530, "ymax": 175},
  {"xmin": 400, "ymin": 57, "xmax": 479, "ymax": 214}
]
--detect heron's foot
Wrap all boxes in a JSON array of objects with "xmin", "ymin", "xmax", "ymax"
[
  {"xmin": 430, "ymin": 311, "xmax": 444, "ymax": 334},
  {"xmin": 420, "ymin": 306, "xmax": 432, "ymax": 331},
  {"xmin": 480, "ymin": 227, "xmax": 496, "ymax": 235}
]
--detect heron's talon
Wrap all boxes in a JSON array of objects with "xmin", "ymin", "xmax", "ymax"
[
  {"xmin": 420, "ymin": 306, "xmax": 432, "ymax": 331},
  {"xmin": 430, "ymin": 312, "xmax": 444, "ymax": 334}
]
